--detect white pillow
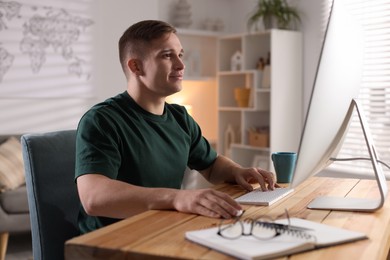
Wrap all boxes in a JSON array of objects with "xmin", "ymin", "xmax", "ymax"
[{"xmin": 0, "ymin": 137, "xmax": 25, "ymax": 192}]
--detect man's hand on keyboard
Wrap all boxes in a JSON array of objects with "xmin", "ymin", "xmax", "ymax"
[
  {"xmin": 233, "ymin": 167, "xmax": 276, "ymax": 192},
  {"xmin": 198, "ymin": 155, "xmax": 277, "ymax": 215}
]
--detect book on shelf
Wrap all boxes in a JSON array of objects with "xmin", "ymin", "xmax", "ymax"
[{"xmin": 185, "ymin": 217, "xmax": 367, "ymax": 260}]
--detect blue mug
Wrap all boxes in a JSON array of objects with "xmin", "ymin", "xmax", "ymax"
[{"xmin": 271, "ymin": 152, "xmax": 297, "ymax": 183}]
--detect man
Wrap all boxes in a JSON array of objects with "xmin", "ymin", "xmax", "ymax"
[{"xmin": 75, "ymin": 20, "xmax": 275, "ymax": 234}]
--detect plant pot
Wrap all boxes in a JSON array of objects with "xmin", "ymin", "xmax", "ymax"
[
  {"xmin": 234, "ymin": 88, "xmax": 251, "ymax": 107},
  {"xmin": 263, "ymin": 16, "xmax": 278, "ymax": 30}
]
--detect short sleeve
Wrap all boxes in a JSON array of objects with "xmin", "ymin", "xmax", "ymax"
[{"xmin": 75, "ymin": 108, "xmax": 121, "ymax": 180}]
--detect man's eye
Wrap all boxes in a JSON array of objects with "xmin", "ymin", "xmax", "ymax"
[
  {"xmin": 179, "ymin": 53, "xmax": 184, "ymax": 58},
  {"xmin": 163, "ymin": 53, "xmax": 171, "ymax": 58}
]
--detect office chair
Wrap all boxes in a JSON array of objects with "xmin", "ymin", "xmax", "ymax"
[{"xmin": 21, "ymin": 130, "xmax": 80, "ymax": 260}]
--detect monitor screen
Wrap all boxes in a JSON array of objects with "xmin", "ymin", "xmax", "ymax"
[{"xmin": 291, "ymin": 0, "xmax": 365, "ymax": 188}]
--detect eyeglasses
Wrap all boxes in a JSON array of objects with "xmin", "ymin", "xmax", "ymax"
[{"xmin": 217, "ymin": 209, "xmax": 315, "ymax": 241}]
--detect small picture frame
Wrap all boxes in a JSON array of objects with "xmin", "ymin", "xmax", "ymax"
[{"xmin": 252, "ymin": 155, "xmax": 269, "ymax": 170}]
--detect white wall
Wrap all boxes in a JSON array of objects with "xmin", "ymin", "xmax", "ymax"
[
  {"xmin": 0, "ymin": 0, "xmax": 99, "ymax": 134},
  {"xmin": 93, "ymin": 0, "xmax": 160, "ymax": 100},
  {"xmin": 0, "ymin": 0, "xmax": 160, "ymax": 134},
  {"xmin": 0, "ymin": 0, "xmax": 324, "ymax": 137}
]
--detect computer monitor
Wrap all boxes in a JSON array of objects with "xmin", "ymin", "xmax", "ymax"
[{"xmin": 290, "ymin": 0, "xmax": 388, "ymax": 211}]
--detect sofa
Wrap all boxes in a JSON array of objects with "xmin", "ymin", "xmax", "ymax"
[{"xmin": 0, "ymin": 135, "xmax": 30, "ymax": 260}]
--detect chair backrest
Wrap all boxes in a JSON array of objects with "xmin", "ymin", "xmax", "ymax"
[{"xmin": 21, "ymin": 130, "xmax": 79, "ymax": 260}]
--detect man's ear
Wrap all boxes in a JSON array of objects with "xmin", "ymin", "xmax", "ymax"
[{"xmin": 127, "ymin": 59, "xmax": 144, "ymax": 76}]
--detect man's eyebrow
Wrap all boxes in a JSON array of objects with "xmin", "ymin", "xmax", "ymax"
[
  {"xmin": 159, "ymin": 49, "xmax": 173, "ymax": 54},
  {"xmin": 159, "ymin": 48, "xmax": 184, "ymax": 54}
]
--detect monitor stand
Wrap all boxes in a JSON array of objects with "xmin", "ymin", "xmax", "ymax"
[{"xmin": 307, "ymin": 99, "xmax": 388, "ymax": 212}]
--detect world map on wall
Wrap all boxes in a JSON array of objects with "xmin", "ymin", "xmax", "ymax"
[{"xmin": 0, "ymin": 0, "xmax": 94, "ymax": 83}]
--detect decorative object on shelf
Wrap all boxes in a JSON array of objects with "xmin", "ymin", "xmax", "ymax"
[
  {"xmin": 262, "ymin": 65, "xmax": 271, "ymax": 88},
  {"xmin": 257, "ymin": 57, "xmax": 266, "ymax": 70},
  {"xmin": 256, "ymin": 57, "xmax": 265, "ymax": 89},
  {"xmin": 247, "ymin": 0, "xmax": 301, "ymax": 31},
  {"xmin": 234, "ymin": 88, "xmax": 251, "ymax": 107},
  {"xmin": 214, "ymin": 18, "xmax": 225, "ymax": 31},
  {"xmin": 201, "ymin": 18, "xmax": 225, "ymax": 32},
  {"xmin": 261, "ymin": 52, "xmax": 271, "ymax": 88},
  {"xmin": 230, "ymin": 50, "xmax": 243, "ymax": 71},
  {"xmin": 172, "ymin": 0, "xmax": 192, "ymax": 28},
  {"xmin": 257, "ymin": 52, "xmax": 270, "ymax": 70},
  {"xmin": 248, "ymin": 126, "xmax": 269, "ymax": 147},
  {"xmin": 202, "ymin": 19, "xmax": 215, "ymax": 31},
  {"xmin": 224, "ymin": 124, "xmax": 236, "ymax": 158}
]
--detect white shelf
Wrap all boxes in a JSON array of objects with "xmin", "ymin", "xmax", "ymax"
[
  {"xmin": 177, "ymin": 28, "xmax": 224, "ymax": 37},
  {"xmin": 256, "ymin": 89, "xmax": 271, "ymax": 93},
  {"xmin": 217, "ymin": 30, "xmax": 303, "ymax": 169},
  {"xmin": 231, "ymin": 143, "xmax": 270, "ymax": 152}
]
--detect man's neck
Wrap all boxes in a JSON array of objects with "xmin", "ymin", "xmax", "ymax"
[{"xmin": 126, "ymin": 89, "xmax": 165, "ymax": 115}]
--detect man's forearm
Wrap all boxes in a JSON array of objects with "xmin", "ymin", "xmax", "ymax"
[
  {"xmin": 201, "ymin": 155, "xmax": 241, "ymax": 184},
  {"xmin": 77, "ymin": 174, "xmax": 179, "ymax": 219}
]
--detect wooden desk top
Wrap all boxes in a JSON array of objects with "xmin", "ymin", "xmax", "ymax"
[{"xmin": 65, "ymin": 176, "xmax": 390, "ymax": 260}]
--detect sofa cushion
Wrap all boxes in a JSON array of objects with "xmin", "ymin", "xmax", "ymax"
[
  {"xmin": 0, "ymin": 137, "xmax": 25, "ymax": 192},
  {"xmin": 0, "ymin": 185, "xmax": 29, "ymax": 213}
]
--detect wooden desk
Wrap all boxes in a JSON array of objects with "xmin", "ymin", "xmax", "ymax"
[{"xmin": 65, "ymin": 177, "xmax": 390, "ymax": 260}]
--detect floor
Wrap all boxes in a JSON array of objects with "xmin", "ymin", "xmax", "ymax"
[{"xmin": 5, "ymin": 233, "xmax": 32, "ymax": 260}]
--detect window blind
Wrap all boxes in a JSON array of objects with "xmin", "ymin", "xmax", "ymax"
[{"xmin": 326, "ymin": 0, "xmax": 390, "ymax": 176}]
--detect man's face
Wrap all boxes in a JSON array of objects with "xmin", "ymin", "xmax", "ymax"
[{"xmin": 139, "ymin": 33, "xmax": 185, "ymax": 98}]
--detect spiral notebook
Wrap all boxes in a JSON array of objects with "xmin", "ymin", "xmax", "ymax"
[{"xmin": 185, "ymin": 218, "xmax": 367, "ymax": 260}]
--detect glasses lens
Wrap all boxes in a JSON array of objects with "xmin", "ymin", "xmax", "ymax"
[
  {"xmin": 252, "ymin": 216, "xmax": 277, "ymax": 240},
  {"xmin": 219, "ymin": 221, "xmax": 242, "ymax": 239}
]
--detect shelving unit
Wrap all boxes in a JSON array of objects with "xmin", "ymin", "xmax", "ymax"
[
  {"xmin": 177, "ymin": 28, "xmax": 221, "ymax": 81},
  {"xmin": 217, "ymin": 29, "xmax": 303, "ymax": 170},
  {"xmin": 174, "ymin": 28, "xmax": 222, "ymax": 145}
]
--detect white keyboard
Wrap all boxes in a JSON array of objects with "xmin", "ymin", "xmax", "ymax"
[{"xmin": 235, "ymin": 188, "xmax": 294, "ymax": 206}]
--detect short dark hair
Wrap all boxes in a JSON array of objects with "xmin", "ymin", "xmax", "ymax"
[{"xmin": 118, "ymin": 20, "xmax": 177, "ymax": 78}]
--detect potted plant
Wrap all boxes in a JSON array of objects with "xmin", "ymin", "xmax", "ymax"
[{"xmin": 247, "ymin": 0, "xmax": 301, "ymax": 31}]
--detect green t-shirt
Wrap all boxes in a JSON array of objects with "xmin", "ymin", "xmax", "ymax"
[{"xmin": 75, "ymin": 91, "xmax": 217, "ymax": 233}]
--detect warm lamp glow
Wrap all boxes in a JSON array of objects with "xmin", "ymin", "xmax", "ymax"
[
  {"xmin": 183, "ymin": 105, "xmax": 193, "ymax": 116},
  {"xmin": 167, "ymin": 86, "xmax": 189, "ymax": 114},
  {"xmin": 166, "ymin": 96, "xmax": 193, "ymax": 116},
  {"xmin": 166, "ymin": 96, "xmax": 184, "ymax": 104},
  {"xmin": 165, "ymin": 79, "xmax": 217, "ymax": 142}
]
